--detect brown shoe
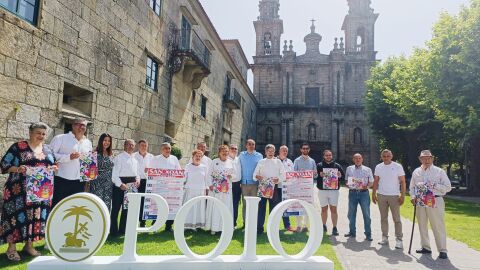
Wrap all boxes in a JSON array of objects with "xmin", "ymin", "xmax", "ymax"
[{"xmin": 6, "ymin": 249, "xmax": 21, "ymax": 262}]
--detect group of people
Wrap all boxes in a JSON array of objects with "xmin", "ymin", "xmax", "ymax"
[{"xmin": 0, "ymin": 119, "xmax": 453, "ymax": 262}]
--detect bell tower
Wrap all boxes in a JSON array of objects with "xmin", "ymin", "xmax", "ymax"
[
  {"xmin": 341, "ymin": 0, "xmax": 378, "ymax": 56},
  {"xmin": 254, "ymin": 0, "xmax": 283, "ymax": 57}
]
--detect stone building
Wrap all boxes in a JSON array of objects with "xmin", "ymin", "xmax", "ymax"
[
  {"xmin": 0, "ymin": 0, "xmax": 257, "ymax": 173},
  {"xmin": 252, "ymin": 0, "xmax": 378, "ymax": 166}
]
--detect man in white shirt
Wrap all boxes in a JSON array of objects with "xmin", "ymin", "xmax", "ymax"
[
  {"xmin": 111, "ymin": 139, "xmax": 140, "ymax": 236},
  {"xmin": 372, "ymin": 149, "xmax": 406, "ymax": 249},
  {"xmin": 276, "ymin": 145, "xmax": 294, "ymax": 231},
  {"xmin": 135, "ymin": 139, "xmax": 154, "ymax": 227},
  {"xmin": 254, "ymin": 144, "xmax": 286, "ymax": 234},
  {"xmin": 147, "ymin": 142, "xmax": 181, "ymax": 231},
  {"xmin": 409, "ymin": 150, "xmax": 451, "ymax": 259},
  {"xmin": 228, "ymin": 144, "xmax": 242, "ymax": 228},
  {"xmin": 50, "ymin": 118, "xmax": 93, "ymax": 208}
]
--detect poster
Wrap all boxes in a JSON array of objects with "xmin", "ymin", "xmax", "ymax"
[
  {"xmin": 25, "ymin": 166, "xmax": 54, "ymax": 203},
  {"xmin": 79, "ymin": 152, "xmax": 98, "ymax": 182},
  {"xmin": 347, "ymin": 177, "xmax": 368, "ymax": 190},
  {"xmin": 414, "ymin": 182, "xmax": 436, "ymax": 208},
  {"xmin": 257, "ymin": 177, "xmax": 275, "ymax": 199},
  {"xmin": 322, "ymin": 168, "xmax": 339, "ymax": 189},
  {"xmin": 282, "ymin": 171, "xmax": 314, "ymax": 216},
  {"xmin": 211, "ymin": 169, "xmax": 231, "ymax": 193},
  {"xmin": 123, "ymin": 183, "xmax": 139, "ymax": 210},
  {"xmin": 143, "ymin": 168, "xmax": 185, "ymax": 220}
]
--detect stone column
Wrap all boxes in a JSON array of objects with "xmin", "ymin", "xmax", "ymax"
[
  {"xmin": 338, "ymin": 120, "xmax": 345, "ymax": 161},
  {"xmin": 282, "ymin": 73, "xmax": 288, "ymax": 104},
  {"xmin": 288, "ymin": 119, "xmax": 294, "ymax": 153},
  {"xmin": 281, "ymin": 119, "xmax": 287, "ymax": 145},
  {"xmin": 288, "ymin": 73, "xmax": 293, "ymax": 104},
  {"xmin": 332, "ymin": 119, "xmax": 338, "ymax": 157}
]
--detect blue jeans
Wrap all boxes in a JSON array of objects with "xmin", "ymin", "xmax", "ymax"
[{"xmin": 347, "ymin": 190, "xmax": 371, "ymax": 237}]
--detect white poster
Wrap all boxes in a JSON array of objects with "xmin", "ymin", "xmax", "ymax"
[
  {"xmin": 143, "ymin": 168, "xmax": 185, "ymax": 220},
  {"xmin": 282, "ymin": 171, "xmax": 314, "ymax": 216}
]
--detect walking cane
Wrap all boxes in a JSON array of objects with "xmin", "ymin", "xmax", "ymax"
[{"xmin": 408, "ymin": 202, "xmax": 417, "ymax": 254}]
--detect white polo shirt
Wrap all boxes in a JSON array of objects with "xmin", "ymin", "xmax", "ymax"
[
  {"xmin": 374, "ymin": 161, "xmax": 405, "ymax": 196},
  {"xmin": 134, "ymin": 151, "xmax": 154, "ymax": 179},
  {"xmin": 147, "ymin": 154, "xmax": 181, "ymax": 170},
  {"xmin": 49, "ymin": 132, "xmax": 92, "ymax": 180}
]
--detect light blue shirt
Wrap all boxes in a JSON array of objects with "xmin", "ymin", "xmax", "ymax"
[
  {"xmin": 293, "ymin": 155, "xmax": 318, "ymax": 179},
  {"xmin": 239, "ymin": 150, "xmax": 263, "ymax": 185}
]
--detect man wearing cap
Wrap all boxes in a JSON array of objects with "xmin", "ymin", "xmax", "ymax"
[{"xmin": 409, "ymin": 150, "xmax": 452, "ymax": 259}]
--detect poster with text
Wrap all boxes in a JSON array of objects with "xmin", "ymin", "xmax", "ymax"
[
  {"xmin": 282, "ymin": 171, "xmax": 314, "ymax": 216},
  {"xmin": 79, "ymin": 151, "xmax": 98, "ymax": 182},
  {"xmin": 123, "ymin": 182, "xmax": 139, "ymax": 210},
  {"xmin": 257, "ymin": 177, "xmax": 275, "ymax": 199},
  {"xmin": 143, "ymin": 168, "xmax": 185, "ymax": 220},
  {"xmin": 25, "ymin": 166, "xmax": 54, "ymax": 203}
]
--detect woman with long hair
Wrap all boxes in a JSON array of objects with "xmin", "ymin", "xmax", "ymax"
[{"xmin": 90, "ymin": 133, "xmax": 114, "ymax": 211}]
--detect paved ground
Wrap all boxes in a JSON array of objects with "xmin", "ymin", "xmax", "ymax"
[{"xmin": 315, "ymin": 188, "xmax": 480, "ymax": 270}]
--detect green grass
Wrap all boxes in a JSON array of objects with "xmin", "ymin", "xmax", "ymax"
[
  {"xmin": 0, "ymin": 204, "xmax": 343, "ymax": 270},
  {"xmin": 400, "ymin": 195, "xmax": 480, "ymax": 251}
]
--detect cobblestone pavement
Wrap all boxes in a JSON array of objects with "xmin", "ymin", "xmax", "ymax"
[{"xmin": 316, "ymin": 188, "xmax": 480, "ymax": 270}]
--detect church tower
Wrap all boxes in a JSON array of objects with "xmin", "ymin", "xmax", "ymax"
[
  {"xmin": 252, "ymin": 0, "xmax": 284, "ymax": 102},
  {"xmin": 342, "ymin": 0, "xmax": 378, "ymax": 56}
]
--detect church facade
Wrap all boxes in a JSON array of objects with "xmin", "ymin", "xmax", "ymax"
[{"xmin": 252, "ymin": 0, "xmax": 379, "ymax": 166}]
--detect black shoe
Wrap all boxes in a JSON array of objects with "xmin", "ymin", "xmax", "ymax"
[
  {"xmin": 344, "ymin": 233, "xmax": 356, "ymax": 238},
  {"xmin": 165, "ymin": 227, "xmax": 172, "ymax": 232},
  {"xmin": 323, "ymin": 224, "xmax": 327, "ymax": 233},
  {"xmin": 332, "ymin": 227, "xmax": 339, "ymax": 236},
  {"xmin": 365, "ymin": 236, "xmax": 373, "ymax": 241},
  {"xmin": 439, "ymin": 252, "xmax": 448, "ymax": 259},
  {"xmin": 416, "ymin": 248, "xmax": 432, "ymax": 254}
]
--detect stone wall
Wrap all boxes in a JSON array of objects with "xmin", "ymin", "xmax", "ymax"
[{"xmin": 0, "ymin": 0, "xmax": 257, "ymax": 196}]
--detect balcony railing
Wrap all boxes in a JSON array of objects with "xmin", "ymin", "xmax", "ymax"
[
  {"xmin": 178, "ymin": 28, "xmax": 211, "ymax": 70},
  {"xmin": 224, "ymin": 87, "xmax": 241, "ymax": 110}
]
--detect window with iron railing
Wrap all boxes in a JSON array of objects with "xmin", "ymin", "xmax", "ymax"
[
  {"xmin": 0, "ymin": 0, "xmax": 39, "ymax": 24},
  {"xmin": 178, "ymin": 16, "xmax": 211, "ymax": 69}
]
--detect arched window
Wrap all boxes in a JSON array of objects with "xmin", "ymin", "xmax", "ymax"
[
  {"xmin": 264, "ymin": 32, "xmax": 272, "ymax": 55},
  {"xmin": 354, "ymin": 127, "xmax": 363, "ymax": 144},
  {"xmin": 356, "ymin": 27, "xmax": 365, "ymax": 52},
  {"xmin": 307, "ymin": 123, "xmax": 316, "ymax": 141},
  {"xmin": 265, "ymin": 126, "xmax": 273, "ymax": 142}
]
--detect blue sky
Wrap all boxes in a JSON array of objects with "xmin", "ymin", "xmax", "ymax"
[{"xmin": 201, "ymin": 0, "xmax": 470, "ymax": 86}]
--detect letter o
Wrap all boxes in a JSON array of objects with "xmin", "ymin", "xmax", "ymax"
[
  {"xmin": 174, "ymin": 196, "xmax": 234, "ymax": 260},
  {"xmin": 267, "ymin": 199, "xmax": 323, "ymax": 259}
]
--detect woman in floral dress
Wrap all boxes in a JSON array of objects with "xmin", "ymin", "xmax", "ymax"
[
  {"xmin": 90, "ymin": 133, "xmax": 114, "ymax": 211},
  {"xmin": 0, "ymin": 122, "xmax": 56, "ymax": 261}
]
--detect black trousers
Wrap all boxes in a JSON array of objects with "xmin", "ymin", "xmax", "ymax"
[
  {"xmin": 52, "ymin": 176, "xmax": 85, "ymax": 208},
  {"xmin": 111, "ymin": 185, "xmax": 128, "ymax": 235},
  {"xmin": 232, "ymin": 181, "xmax": 242, "ymax": 227},
  {"xmin": 257, "ymin": 186, "xmax": 291, "ymax": 233},
  {"xmin": 138, "ymin": 178, "xmax": 147, "ymax": 226}
]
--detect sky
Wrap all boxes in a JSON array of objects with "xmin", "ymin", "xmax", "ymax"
[{"xmin": 201, "ymin": 0, "xmax": 470, "ymax": 87}]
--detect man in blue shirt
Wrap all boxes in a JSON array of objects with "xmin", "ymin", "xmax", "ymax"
[{"xmin": 239, "ymin": 139, "xmax": 263, "ymax": 229}]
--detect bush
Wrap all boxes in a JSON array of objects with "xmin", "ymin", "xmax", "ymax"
[{"xmin": 171, "ymin": 145, "xmax": 182, "ymax": 160}]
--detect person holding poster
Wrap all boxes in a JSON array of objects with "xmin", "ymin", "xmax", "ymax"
[
  {"xmin": 205, "ymin": 145, "xmax": 237, "ymax": 234},
  {"xmin": 135, "ymin": 140, "xmax": 154, "ymax": 227},
  {"xmin": 253, "ymin": 144, "xmax": 286, "ymax": 234},
  {"xmin": 90, "ymin": 133, "xmax": 114, "ymax": 212},
  {"xmin": 111, "ymin": 139, "xmax": 140, "ymax": 236},
  {"xmin": 372, "ymin": 149, "xmax": 406, "ymax": 249},
  {"xmin": 183, "ymin": 149, "xmax": 209, "ymax": 230},
  {"xmin": 228, "ymin": 144, "xmax": 242, "ymax": 228},
  {"xmin": 409, "ymin": 150, "xmax": 451, "ymax": 259},
  {"xmin": 345, "ymin": 153, "xmax": 374, "ymax": 241},
  {"xmin": 0, "ymin": 122, "xmax": 57, "ymax": 261},
  {"xmin": 147, "ymin": 142, "xmax": 181, "ymax": 232},
  {"xmin": 293, "ymin": 143, "xmax": 317, "ymax": 232},
  {"xmin": 316, "ymin": 150, "xmax": 344, "ymax": 236},
  {"xmin": 50, "ymin": 118, "xmax": 92, "ymax": 208},
  {"xmin": 277, "ymin": 145, "xmax": 294, "ymax": 231}
]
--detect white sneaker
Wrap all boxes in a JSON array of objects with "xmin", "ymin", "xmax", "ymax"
[
  {"xmin": 378, "ymin": 236, "xmax": 388, "ymax": 245},
  {"xmin": 395, "ymin": 239, "xmax": 403, "ymax": 249}
]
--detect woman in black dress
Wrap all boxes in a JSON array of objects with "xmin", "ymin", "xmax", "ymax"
[
  {"xmin": 0, "ymin": 122, "xmax": 56, "ymax": 261},
  {"xmin": 90, "ymin": 133, "xmax": 114, "ymax": 211}
]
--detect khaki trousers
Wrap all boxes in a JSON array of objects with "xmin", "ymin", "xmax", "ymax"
[
  {"xmin": 416, "ymin": 197, "xmax": 447, "ymax": 252},
  {"xmin": 378, "ymin": 194, "xmax": 403, "ymax": 239},
  {"xmin": 241, "ymin": 184, "xmax": 258, "ymax": 223}
]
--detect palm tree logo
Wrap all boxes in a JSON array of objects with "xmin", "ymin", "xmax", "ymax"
[{"xmin": 59, "ymin": 205, "xmax": 93, "ymax": 253}]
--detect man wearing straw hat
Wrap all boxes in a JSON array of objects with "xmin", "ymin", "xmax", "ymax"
[{"xmin": 409, "ymin": 150, "xmax": 452, "ymax": 259}]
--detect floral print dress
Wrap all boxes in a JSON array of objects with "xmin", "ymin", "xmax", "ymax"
[
  {"xmin": 0, "ymin": 141, "xmax": 55, "ymax": 244},
  {"xmin": 90, "ymin": 153, "xmax": 114, "ymax": 211}
]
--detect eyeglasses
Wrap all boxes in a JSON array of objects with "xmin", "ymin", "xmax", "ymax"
[{"xmin": 230, "ymin": 148, "xmax": 238, "ymax": 150}]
